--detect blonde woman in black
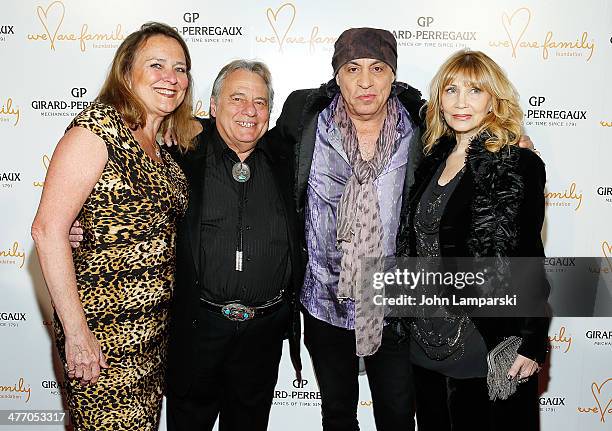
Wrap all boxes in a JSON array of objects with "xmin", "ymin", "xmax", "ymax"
[{"xmin": 396, "ymin": 50, "xmax": 549, "ymax": 431}]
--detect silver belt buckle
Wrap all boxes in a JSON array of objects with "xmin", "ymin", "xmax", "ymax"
[{"xmin": 221, "ymin": 303, "xmax": 255, "ymax": 321}]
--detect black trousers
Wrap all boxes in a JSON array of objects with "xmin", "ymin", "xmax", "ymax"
[
  {"xmin": 166, "ymin": 302, "xmax": 290, "ymax": 431},
  {"xmin": 413, "ymin": 364, "xmax": 540, "ymax": 431},
  {"xmin": 303, "ymin": 310, "xmax": 416, "ymax": 431}
]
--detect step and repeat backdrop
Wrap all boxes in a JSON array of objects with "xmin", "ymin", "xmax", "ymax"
[{"xmin": 1, "ymin": 0, "xmax": 611, "ymax": 429}]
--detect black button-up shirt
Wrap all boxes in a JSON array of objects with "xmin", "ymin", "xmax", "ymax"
[{"xmin": 199, "ymin": 126, "xmax": 290, "ymax": 305}]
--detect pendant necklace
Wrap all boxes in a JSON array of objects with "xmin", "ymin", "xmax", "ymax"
[
  {"xmin": 153, "ymin": 138, "xmax": 161, "ymax": 159},
  {"xmin": 232, "ymin": 162, "xmax": 251, "ymax": 182}
]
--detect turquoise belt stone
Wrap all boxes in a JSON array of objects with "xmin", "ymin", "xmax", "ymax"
[
  {"xmin": 221, "ymin": 303, "xmax": 256, "ymax": 321},
  {"xmin": 200, "ymin": 297, "xmax": 285, "ymax": 320}
]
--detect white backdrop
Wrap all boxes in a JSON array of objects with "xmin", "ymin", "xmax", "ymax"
[{"xmin": 1, "ymin": 0, "xmax": 611, "ymax": 429}]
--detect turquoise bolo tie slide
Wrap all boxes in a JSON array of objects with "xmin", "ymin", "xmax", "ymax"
[
  {"xmin": 232, "ymin": 162, "xmax": 251, "ymax": 182},
  {"xmin": 221, "ymin": 303, "xmax": 256, "ymax": 321}
]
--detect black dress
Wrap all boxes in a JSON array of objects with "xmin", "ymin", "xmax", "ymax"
[{"xmin": 410, "ymin": 162, "xmax": 488, "ymax": 379}]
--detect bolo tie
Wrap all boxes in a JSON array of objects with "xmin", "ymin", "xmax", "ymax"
[
  {"xmin": 232, "ymin": 161, "xmax": 251, "ymax": 183},
  {"xmin": 232, "ymin": 161, "xmax": 250, "ymax": 271}
]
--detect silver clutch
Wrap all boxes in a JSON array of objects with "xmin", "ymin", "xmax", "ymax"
[{"xmin": 486, "ymin": 335, "xmax": 522, "ymax": 401}]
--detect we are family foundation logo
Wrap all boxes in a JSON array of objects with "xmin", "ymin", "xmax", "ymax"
[
  {"xmin": 489, "ymin": 7, "xmax": 595, "ymax": 61},
  {"xmin": 256, "ymin": 3, "xmax": 336, "ymax": 53},
  {"xmin": 577, "ymin": 378, "xmax": 612, "ymax": 423},
  {"xmin": 544, "ymin": 182, "xmax": 583, "ymax": 211},
  {"xmin": 0, "ymin": 241, "xmax": 26, "ymax": 268},
  {"xmin": 585, "ymin": 241, "xmax": 612, "ymax": 275},
  {"xmin": 33, "ymin": 155, "xmax": 51, "ymax": 188},
  {"xmin": 548, "ymin": 326, "xmax": 572, "ymax": 353},
  {"xmin": 193, "ymin": 100, "xmax": 209, "ymax": 118},
  {"xmin": 27, "ymin": 1, "xmax": 126, "ymax": 51},
  {"xmin": 0, "ymin": 97, "xmax": 20, "ymax": 126},
  {"xmin": 0, "ymin": 378, "xmax": 31, "ymax": 402}
]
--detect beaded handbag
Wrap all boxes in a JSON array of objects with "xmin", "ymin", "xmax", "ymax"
[{"xmin": 486, "ymin": 336, "xmax": 522, "ymax": 401}]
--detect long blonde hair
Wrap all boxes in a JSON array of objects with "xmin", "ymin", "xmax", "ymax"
[
  {"xmin": 97, "ymin": 22, "xmax": 195, "ymax": 152},
  {"xmin": 423, "ymin": 50, "xmax": 523, "ymax": 154}
]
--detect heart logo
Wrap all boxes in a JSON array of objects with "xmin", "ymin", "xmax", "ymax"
[
  {"xmin": 602, "ymin": 241, "xmax": 612, "ymax": 273},
  {"xmin": 591, "ymin": 378, "xmax": 612, "ymax": 423},
  {"xmin": 266, "ymin": 3, "xmax": 296, "ymax": 52},
  {"xmin": 42, "ymin": 154, "xmax": 50, "ymax": 171},
  {"xmin": 33, "ymin": 155, "xmax": 51, "ymax": 187},
  {"xmin": 502, "ymin": 7, "xmax": 531, "ymax": 58},
  {"xmin": 36, "ymin": 1, "xmax": 65, "ymax": 51}
]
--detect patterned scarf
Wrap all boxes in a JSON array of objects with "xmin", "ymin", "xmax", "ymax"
[{"xmin": 334, "ymin": 96, "xmax": 399, "ymax": 356}]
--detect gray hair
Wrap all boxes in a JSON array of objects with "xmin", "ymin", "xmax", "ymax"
[{"xmin": 211, "ymin": 60, "xmax": 274, "ymax": 113}]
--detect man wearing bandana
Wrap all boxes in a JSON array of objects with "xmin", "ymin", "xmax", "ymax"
[{"xmin": 272, "ymin": 28, "xmax": 424, "ymax": 430}]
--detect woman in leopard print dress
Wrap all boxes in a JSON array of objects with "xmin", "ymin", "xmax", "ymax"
[{"xmin": 32, "ymin": 23, "xmax": 196, "ymax": 430}]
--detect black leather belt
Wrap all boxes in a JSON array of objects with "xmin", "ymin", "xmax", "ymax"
[{"xmin": 200, "ymin": 297, "xmax": 284, "ymax": 321}]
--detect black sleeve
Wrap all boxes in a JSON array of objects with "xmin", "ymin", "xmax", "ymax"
[
  {"xmin": 516, "ymin": 148, "xmax": 547, "ymax": 257},
  {"xmin": 514, "ymin": 148, "xmax": 551, "ymax": 364},
  {"xmin": 269, "ymin": 90, "xmax": 311, "ymax": 144}
]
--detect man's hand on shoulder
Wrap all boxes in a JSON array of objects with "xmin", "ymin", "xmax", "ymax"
[
  {"xmin": 159, "ymin": 119, "xmax": 204, "ymax": 147},
  {"xmin": 518, "ymin": 135, "xmax": 541, "ymax": 156}
]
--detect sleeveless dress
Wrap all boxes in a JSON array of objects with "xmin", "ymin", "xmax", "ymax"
[{"xmin": 53, "ymin": 102, "xmax": 188, "ymax": 430}]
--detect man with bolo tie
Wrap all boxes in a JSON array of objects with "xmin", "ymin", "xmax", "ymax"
[{"xmin": 165, "ymin": 60, "xmax": 302, "ymax": 431}]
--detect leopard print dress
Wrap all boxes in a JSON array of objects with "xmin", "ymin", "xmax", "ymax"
[{"xmin": 54, "ymin": 102, "xmax": 188, "ymax": 430}]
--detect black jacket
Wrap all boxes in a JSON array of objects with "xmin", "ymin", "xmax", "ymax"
[
  {"xmin": 167, "ymin": 118, "xmax": 304, "ymax": 396},
  {"xmin": 396, "ymin": 134, "xmax": 551, "ymax": 364},
  {"xmin": 270, "ymin": 79, "xmax": 426, "ymax": 244}
]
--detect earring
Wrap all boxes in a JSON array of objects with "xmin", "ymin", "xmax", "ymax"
[{"xmin": 488, "ymin": 107, "xmax": 492, "ymax": 113}]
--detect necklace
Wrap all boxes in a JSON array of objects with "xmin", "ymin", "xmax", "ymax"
[
  {"xmin": 232, "ymin": 162, "xmax": 251, "ymax": 182},
  {"xmin": 152, "ymin": 139, "xmax": 161, "ymax": 159}
]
